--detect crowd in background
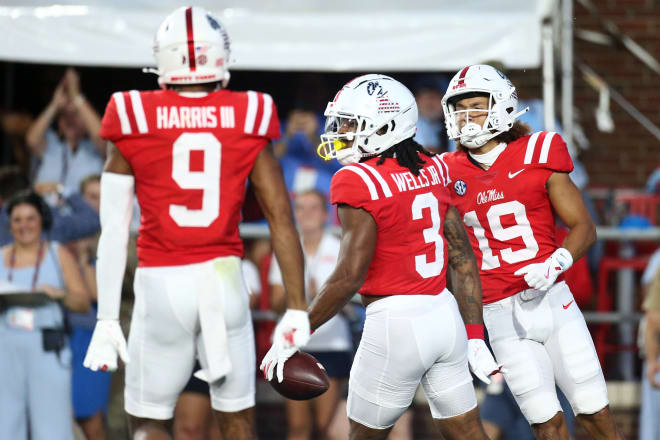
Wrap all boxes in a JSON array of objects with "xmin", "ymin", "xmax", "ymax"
[{"xmin": 0, "ymin": 65, "xmax": 659, "ymax": 440}]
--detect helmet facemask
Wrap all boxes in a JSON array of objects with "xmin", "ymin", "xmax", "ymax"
[
  {"xmin": 318, "ymin": 106, "xmax": 385, "ymax": 165},
  {"xmin": 445, "ymin": 92, "xmax": 516, "ymax": 149}
]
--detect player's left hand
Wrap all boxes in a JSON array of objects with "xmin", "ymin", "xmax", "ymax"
[
  {"xmin": 83, "ymin": 319, "xmax": 129, "ymax": 372},
  {"xmin": 514, "ymin": 248, "xmax": 573, "ymax": 291},
  {"xmin": 467, "ymin": 339, "xmax": 501, "ymax": 384}
]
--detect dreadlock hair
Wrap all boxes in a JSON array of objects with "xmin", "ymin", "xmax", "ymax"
[
  {"xmin": 456, "ymin": 121, "xmax": 532, "ymax": 152},
  {"xmin": 373, "ymin": 137, "xmax": 435, "ymax": 176}
]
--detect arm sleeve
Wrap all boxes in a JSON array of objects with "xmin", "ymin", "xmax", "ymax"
[{"xmin": 96, "ymin": 172, "xmax": 134, "ymax": 320}]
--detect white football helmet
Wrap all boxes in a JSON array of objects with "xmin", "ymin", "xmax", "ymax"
[
  {"xmin": 152, "ymin": 6, "xmax": 231, "ymax": 88},
  {"xmin": 317, "ymin": 74, "xmax": 418, "ymax": 165},
  {"xmin": 442, "ymin": 65, "xmax": 527, "ymax": 149}
]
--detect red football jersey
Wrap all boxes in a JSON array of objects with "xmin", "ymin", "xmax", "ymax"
[
  {"xmin": 442, "ymin": 131, "xmax": 573, "ymax": 304},
  {"xmin": 99, "ymin": 89, "xmax": 280, "ymax": 267},
  {"xmin": 330, "ymin": 153, "xmax": 452, "ymax": 296}
]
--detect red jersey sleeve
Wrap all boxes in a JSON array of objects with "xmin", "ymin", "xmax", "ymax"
[
  {"xmin": 261, "ymin": 93, "xmax": 281, "ymax": 141},
  {"xmin": 242, "ymin": 91, "xmax": 281, "ymax": 142},
  {"xmin": 99, "ymin": 92, "xmax": 126, "ymax": 143},
  {"xmin": 522, "ymin": 131, "xmax": 573, "ymax": 173},
  {"xmin": 330, "ymin": 166, "xmax": 375, "ymax": 213}
]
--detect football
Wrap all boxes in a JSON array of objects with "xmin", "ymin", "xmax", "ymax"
[{"xmin": 269, "ymin": 352, "xmax": 330, "ymax": 400}]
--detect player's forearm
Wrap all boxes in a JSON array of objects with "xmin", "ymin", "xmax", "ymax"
[
  {"xmin": 449, "ymin": 265, "xmax": 483, "ymax": 325},
  {"xmin": 444, "ymin": 206, "xmax": 483, "ymax": 325},
  {"xmin": 308, "ymin": 277, "xmax": 361, "ymax": 331},
  {"xmin": 561, "ymin": 220, "xmax": 596, "ymax": 262},
  {"xmin": 270, "ymin": 221, "xmax": 306, "ymax": 310}
]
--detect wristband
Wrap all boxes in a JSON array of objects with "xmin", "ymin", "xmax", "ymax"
[{"xmin": 466, "ymin": 324, "xmax": 485, "ymax": 340}]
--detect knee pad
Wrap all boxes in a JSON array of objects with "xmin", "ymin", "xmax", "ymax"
[
  {"xmin": 556, "ymin": 321, "xmax": 600, "ymax": 384},
  {"xmin": 570, "ymin": 386, "xmax": 609, "ymax": 416},
  {"xmin": 518, "ymin": 392, "xmax": 562, "ymax": 425}
]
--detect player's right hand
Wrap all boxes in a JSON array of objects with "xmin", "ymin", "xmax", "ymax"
[
  {"xmin": 260, "ymin": 344, "xmax": 298, "ymax": 383},
  {"xmin": 83, "ymin": 319, "xmax": 129, "ymax": 372},
  {"xmin": 274, "ymin": 309, "xmax": 311, "ymax": 349},
  {"xmin": 260, "ymin": 309, "xmax": 310, "ymax": 382}
]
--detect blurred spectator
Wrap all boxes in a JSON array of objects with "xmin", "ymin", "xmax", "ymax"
[
  {"xmin": 412, "ymin": 74, "xmax": 450, "ymax": 153},
  {"xmin": 646, "ymin": 162, "xmax": 660, "ymax": 194},
  {"xmin": 0, "ymin": 190, "xmax": 89, "ymax": 440},
  {"xmin": 242, "ymin": 257, "xmax": 262, "ymax": 310},
  {"xmin": 67, "ymin": 174, "xmax": 111, "ymax": 440},
  {"xmin": 0, "ymin": 109, "xmax": 34, "ymax": 175},
  {"xmin": 26, "ymin": 68, "xmax": 105, "ymax": 198},
  {"xmin": 0, "ymin": 166, "xmax": 100, "ymax": 246},
  {"xmin": 640, "ymin": 266, "xmax": 660, "ymax": 440},
  {"xmin": 269, "ymin": 190, "xmax": 352, "ymax": 439},
  {"xmin": 273, "ymin": 108, "xmax": 340, "ymax": 219}
]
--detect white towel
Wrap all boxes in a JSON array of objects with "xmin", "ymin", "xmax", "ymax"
[{"xmin": 194, "ymin": 257, "xmax": 242, "ymax": 383}]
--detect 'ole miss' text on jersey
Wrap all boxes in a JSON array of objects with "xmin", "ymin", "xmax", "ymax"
[
  {"xmin": 442, "ymin": 131, "xmax": 574, "ymax": 304},
  {"xmin": 99, "ymin": 89, "xmax": 280, "ymax": 267},
  {"xmin": 330, "ymin": 153, "xmax": 452, "ymax": 296}
]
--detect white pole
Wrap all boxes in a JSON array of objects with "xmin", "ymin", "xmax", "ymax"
[
  {"xmin": 543, "ymin": 21, "xmax": 555, "ymax": 131},
  {"xmin": 562, "ymin": 0, "xmax": 574, "ymax": 154}
]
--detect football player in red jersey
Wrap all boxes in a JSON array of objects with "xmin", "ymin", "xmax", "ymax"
[
  {"xmin": 441, "ymin": 65, "xmax": 622, "ymax": 440},
  {"xmin": 82, "ymin": 7, "xmax": 309, "ymax": 439},
  {"xmin": 262, "ymin": 74, "xmax": 498, "ymax": 440}
]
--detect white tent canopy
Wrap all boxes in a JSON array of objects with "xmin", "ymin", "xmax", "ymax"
[{"xmin": 0, "ymin": 0, "xmax": 552, "ymax": 71}]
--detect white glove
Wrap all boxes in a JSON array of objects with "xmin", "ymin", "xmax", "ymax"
[
  {"xmin": 514, "ymin": 248, "xmax": 573, "ymax": 292},
  {"xmin": 260, "ymin": 309, "xmax": 310, "ymax": 382},
  {"xmin": 260, "ymin": 344, "xmax": 298, "ymax": 383},
  {"xmin": 467, "ymin": 339, "xmax": 501, "ymax": 385},
  {"xmin": 83, "ymin": 319, "xmax": 129, "ymax": 372}
]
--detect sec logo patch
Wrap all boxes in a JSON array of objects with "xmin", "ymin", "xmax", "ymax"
[{"xmin": 454, "ymin": 179, "xmax": 467, "ymax": 196}]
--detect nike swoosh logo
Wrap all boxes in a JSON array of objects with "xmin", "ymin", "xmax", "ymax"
[
  {"xmin": 508, "ymin": 169, "xmax": 525, "ymax": 178},
  {"xmin": 563, "ymin": 300, "xmax": 574, "ymax": 310}
]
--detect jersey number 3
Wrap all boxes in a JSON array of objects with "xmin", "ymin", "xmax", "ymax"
[
  {"xmin": 412, "ymin": 192, "xmax": 445, "ymax": 279},
  {"xmin": 170, "ymin": 133, "xmax": 221, "ymax": 227}
]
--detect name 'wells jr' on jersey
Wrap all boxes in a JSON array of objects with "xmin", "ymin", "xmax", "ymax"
[
  {"xmin": 441, "ymin": 131, "xmax": 574, "ymax": 304},
  {"xmin": 99, "ymin": 88, "xmax": 279, "ymax": 267}
]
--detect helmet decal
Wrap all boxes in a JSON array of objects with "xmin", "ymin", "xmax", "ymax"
[
  {"xmin": 151, "ymin": 6, "xmax": 232, "ymax": 87},
  {"xmin": 185, "ymin": 7, "xmax": 196, "ymax": 72}
]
